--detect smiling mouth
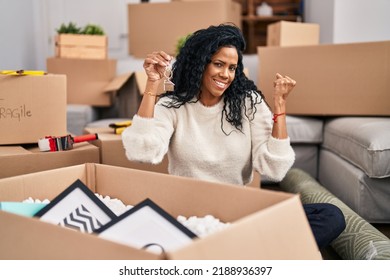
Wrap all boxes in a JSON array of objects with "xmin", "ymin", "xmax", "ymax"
[{"xmin": 214, "ymin": 79, "xmax": 227, "ymax": 89}]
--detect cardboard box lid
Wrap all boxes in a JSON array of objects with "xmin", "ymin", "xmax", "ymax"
[{"xmin": 258, "ymin": 40, "xmax": 390, "ymax": 116}]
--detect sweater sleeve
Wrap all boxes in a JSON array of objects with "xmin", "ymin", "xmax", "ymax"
[
  {"xmin": 121, "ymin": 101, "xmax": 174, "ymax": 164},
  {"xmin": 250, "ymin": 98, "xmax": 295, "ymax": 182}
]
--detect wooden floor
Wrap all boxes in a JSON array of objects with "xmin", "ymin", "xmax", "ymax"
[{"xmin": 372, "ymin": 224, "xmax": 390, "ymax": 239}]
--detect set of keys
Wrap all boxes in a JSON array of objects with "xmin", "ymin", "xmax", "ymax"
[{"xmin": 163, "ymin": 65, "xmax": 175, "ymax": 92}]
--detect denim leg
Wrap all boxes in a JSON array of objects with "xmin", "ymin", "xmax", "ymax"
[{"xmin": 304, "ymin": 203, "xmax": 346, "ymax": 249}]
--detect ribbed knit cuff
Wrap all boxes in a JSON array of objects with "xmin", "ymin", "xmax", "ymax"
[{"xmin": 268, "ymin": 136, "xmax": 292, "ymax": 156}]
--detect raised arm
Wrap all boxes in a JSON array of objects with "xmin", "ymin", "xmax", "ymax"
[
  {"xmin": 271, "ymin": 73, "xmax": 296, "ymax": 139},
  {"xmin": 137, "ymin": 51, "xmax": 172, "ymax": 118}
]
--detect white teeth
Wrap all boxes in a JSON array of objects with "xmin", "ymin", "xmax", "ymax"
[{"xmin": 214, "ymin": 80, "xmax": 226, "ymax": 88}]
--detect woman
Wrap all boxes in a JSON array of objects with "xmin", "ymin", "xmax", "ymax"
[{"xmin": 122, "ymin": 24, "xmax": 345, "ymax": 249}]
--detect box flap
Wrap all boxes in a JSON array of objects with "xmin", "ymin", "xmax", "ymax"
[
  {"xmin": 168, "ymin": 196, "xmax": 321, "ymax": 260},
  {"xmin": 104, "ymin": 72, "xmax": 134, "ymax": 93},
  {"xmin": 93, "ymin": 164, "xmax": 290, "ymax": 221},
  {"xmin": 0, "ymin": 211, "xmax": 160, "ymax": 260},
  {"xmin": 0, "ymin": 143, "xmax": 99, "ymax": 179},
  {"xmin": 134, "ymin": 71, "xmax": 147, "ymax": 93},
  {"xmin": 0, "ymin": 164, "xmax": 90, "ymax": 201},
  {"xmin": 0, "ymin": 146, "xmax": 31, "ymax": 156}
]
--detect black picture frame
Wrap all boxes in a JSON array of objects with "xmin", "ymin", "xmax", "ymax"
[
  {"xmin": 34, "ymin": 179, "xmax": 117, "ymax": 233},
  {"xmin": 95, "ymin": 198, "xmax": 197, "ymax": 254}
]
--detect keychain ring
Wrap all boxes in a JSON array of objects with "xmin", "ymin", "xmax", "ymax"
[{"xmin": 164, "ymin": 66, "xmax": 173, "ymax": 79}]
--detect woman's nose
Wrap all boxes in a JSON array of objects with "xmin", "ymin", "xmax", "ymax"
[{"xmin": 219, "ymin": 67, "xmax": 229, "ymax": 78}]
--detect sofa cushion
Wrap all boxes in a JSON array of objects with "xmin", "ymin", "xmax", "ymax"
[
  {"xmin": 323, "ymin": 117, "xmax": 390, "ymax": 178},
  {"xmin": 286, "ymin": 116, "xmax": 323, "ymax": 144},
  {"xmin": 319, "ymin": 149, "xmax": 390, "ymax": 223}
]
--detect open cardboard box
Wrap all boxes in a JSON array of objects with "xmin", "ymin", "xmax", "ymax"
[
  {"xmin": 258, "ymin": 40, "xmax": 390, "ymax": 116},
  {"xmin": 0, "ymin": 163, "xmax": 320, "ymax": 260},
  {"xmin": 0, "ymin": 142, "xmax": 99, "ymax": 179},
  {"xmin": 0, "ymin": 74, "xmax": 67, "ymax": 145},
  {"xmin": 46, "ymin": 59, "xmax": 154, "ymax": 115},
  {"xmin": 100, "ymin": 71, "xmax": 164, "ymax": 119},
  {"xmin": 46, "ymin": 57, "xmax": 116, "ymax": 106},
  {"xmin": 85, "ymin": 126, "xmax": 169, "ymax": 174}
]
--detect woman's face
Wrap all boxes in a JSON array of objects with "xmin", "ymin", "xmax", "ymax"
[{"xmin": 200, "ymin": 46, "xmax": 238, "ymax": 106}]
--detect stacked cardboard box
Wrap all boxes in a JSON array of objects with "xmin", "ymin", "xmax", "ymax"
[
  {"xmin": 258, "ymin": 40, "xmax": 390, "ymax": 116},
  {"xmin": 0, "ymin": 74, "xmax": 67, "ymax": 145},
  {"xmin": 128, "ymin": 0, "xmax": 242, "ymax": 58},
  {"xmin": 266, "ymin": 21, "xmax": 320, "ymax": 47},
  {"xmin": 0, "ymin": 73, "xmax": 99, "ymax": 179},
  {"xmin": 0, "ymin": 163, "xmax": 321, "ymax": 260}
]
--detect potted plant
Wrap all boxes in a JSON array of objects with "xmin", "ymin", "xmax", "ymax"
[{"xmin": 55, "ymin": 22, "xmax": 108, "ymax": 59}]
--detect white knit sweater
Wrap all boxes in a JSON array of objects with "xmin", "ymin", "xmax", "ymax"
[{"xmin": 122, "ymin": 95, "xmax": 295, "ymax": 185}]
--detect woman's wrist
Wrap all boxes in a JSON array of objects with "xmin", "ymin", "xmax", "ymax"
[{"xmin": 273, "ymin": 97, "xmax": 286, "ymax": 114}]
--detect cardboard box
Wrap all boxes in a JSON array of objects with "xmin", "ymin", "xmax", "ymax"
[
  {"xmin": 55, "ymin": 34, "xmax": 108, "ymax": 59},
  {"xmin": 258, "ymin": 41, "xmax": 390, "ymax": 116},
  {"xmin": 267, "ymin": 21, "xmax": 320, "ymax": 47},
  {"xmin": 84, "ymin": 126, "xmax": 169, "ymax": 174},
  {"xmin": 0, "ymin": 142, "xmax": 99, "ymax": 179},
  {"xmin": 47, "ymin": 57, "xmax": 116, "ymax": 106},
  {"xmin": 0, "ymin": 74, "xmax": 67, "ymax": 145},
  {"xmin": 128, "ymin": 0, "xmax": 242, "ymax": 58},
  {"xmin": 0, "ymin": 163, "xmax": 320, "ymax": 260},
  {"xmin": 102, "ymin": 71, "xmax": 164, "ymax": 118}
]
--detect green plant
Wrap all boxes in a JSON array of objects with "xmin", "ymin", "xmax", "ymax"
[
  {"xmin": 56, "ymin": 22, "xmax": 105, "ymax": 35},
  {"xmin": 175, "ymin": 33, "xmax": 192, "ymax": 56},
  {"xmin": 81, "ymin": 24, "xmax": 105, "ymax": 35},
  {"xmin": 56, "ymin": 22, "xmax": 82, "ymax": 34}
]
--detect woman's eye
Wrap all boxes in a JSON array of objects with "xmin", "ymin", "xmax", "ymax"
[{"xmin": 229, "ymin": 66, "xmax": 236, "ymax": 71}]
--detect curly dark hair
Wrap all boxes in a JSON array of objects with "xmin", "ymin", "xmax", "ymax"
[{"xmin": 161, "ymin": 23, "xmax": 267, "ymax": 134}]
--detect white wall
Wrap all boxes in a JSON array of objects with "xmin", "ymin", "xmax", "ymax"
[
  {"xmin": 0, "ymin": 0, "xmax": 37, "ymax": 69},
  {"xmin": 305, "ymin": 0, "xmax": 390, "ymax": 44},
  {"xmin": 0, "ymin": 0, "xmax": 168, "ymax": 71},
  {"xmin": 1, "ymin": 0, "xmax": 390, "ymax": 71},
  {"xmin": 333, "ymin": 0, "xmax": 390, "ymax": 43}
]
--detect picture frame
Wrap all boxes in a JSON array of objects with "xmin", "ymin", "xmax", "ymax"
[
  {"xmin": 34, "ymin": 179, "xmax": 117, "ymax": 233},
  {"xmin": 95, "ymin": 198, "xmax": 197, "ymax": 254}
]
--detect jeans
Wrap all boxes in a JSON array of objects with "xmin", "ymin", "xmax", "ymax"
[{"xmin": 304, "ymin": 203, "xmax": 346, "ymax": 249}]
